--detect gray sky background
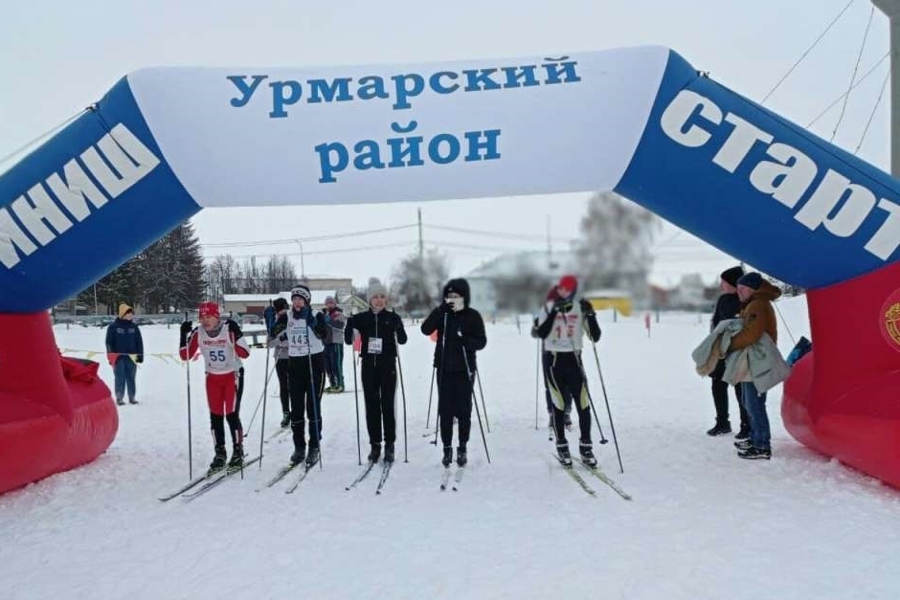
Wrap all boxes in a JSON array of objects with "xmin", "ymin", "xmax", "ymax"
[{"xmin": 0, "ymin": 0, "xmax": 892, "ymax": 289}]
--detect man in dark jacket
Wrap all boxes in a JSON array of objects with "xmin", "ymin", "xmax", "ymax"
[
  {"xmin": 105, "ymin": 303, "xmax": 144, "ymax": 406},
  {"xmin": 421, "ymin": 278, "xmax": 487, "ymax": 468},
  {"xmin": 344, "ymin": 281, "xmax": 408, "ymax": 464},
  {"xmin": 707, "ymin": 266, "xmax": 748, "ymax": 437}
]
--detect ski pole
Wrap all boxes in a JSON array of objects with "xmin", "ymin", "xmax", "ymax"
[
  {"xmin": 244, "ymin": 362, "xmax": 276, "ymax": 437},
  {"xmin": 183, "ymin": 311, "xmax": 193, "ymax": 481},
  {"xmin": 424, "ymin": 367, "xmax": 435, "ymax": 430},
  {"xmin": 395, "ymin": 334, "xmax": 409, "ymax": 463},
  {"xmin": 462, "ymin": 347, "xmax": 490, "ymax": 464},
  {"xmin": 588, "ymin": 339, "xmax": 624, "ymax": 474},
  {"xmin": 474, "ymin": 370, "xmax": 491, "ymax": 433},
  {"xmin": 257, "ymin": 345, "xmax": 271, "ymax": 469},
  {"xmin": 534, "ymin": 339, "xmax": 540, "ymax": 430},
  {"xmin": 352, "ymin": 341, "xmax": 361, "ymax": 465},
  {"xmin": 431, "ymin": 311, "xmax": 449, "ymax": 447},
  {"xmin": 307, "ymin": 348, "xmax": 324, "ymax": 470}
]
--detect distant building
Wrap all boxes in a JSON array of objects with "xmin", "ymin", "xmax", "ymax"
[{"xmin": 465, "ymin": 251, "xmax": 576, "ymax": 315}]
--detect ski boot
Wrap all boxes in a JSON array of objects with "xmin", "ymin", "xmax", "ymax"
[
  {"xmin": 456, "ymin": 445, "xmax": 467, "ymax": 467},
  {"xmin": 228, "ymin": 443, "xmax": 244, "ymax": 469},
  {"xmin": 208, "ymin": 445, "xmax": 227, "ymax": 475},
  {"xmin": 579, "ymin": 442, "xmax": 597, "ymax": 468},
  {"xmin": 441, "ymin": 446, "xmax": 453, "ymax": 468},
  {"xmin": 290, "ymin": 444, "xmax": 306, "ymax": 466},
  {"xmin": 383, "ymin": 443, "xmax": 395, "ymax": 464},
  {"xmin": 556, "ymin": 443, "xmax": 572, "ymax": 466},
  {"xmin": 305, "ymin": 446, "xmax": 320, "ymax": 468},
  {"xmin": 368, "ymin": 443, "xmax": 382, "ymax": 463},
  {"xmin": 280, "ymin": 412, "xmax": 291, "ymax": 429}
]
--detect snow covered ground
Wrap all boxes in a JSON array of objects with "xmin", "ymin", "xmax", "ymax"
[{"xmin": 3, "ymin": 298, "xmax": 899, "ymax": 600}]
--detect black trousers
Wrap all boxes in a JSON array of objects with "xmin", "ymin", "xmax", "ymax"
[
  {"xmin": 361, "ymin": 360, "xmax": 397, "ymax": 445},
  {"xmin": 288, "ymin": 353, "xmax": 326, "ymax": 449},
  {"xmin": 275, "ymin": 358, "xmax": 290, "ymax": 414},
  {"xmin": 210, "ymin": 413, "xmax": 243, "ymax": 448},
  {"xmin": 235, "ymin": 366, "xmax": 245, "ymax": 414},
  {"xmin": 438, "ymin": 369, "xmax": 473, "ymax": 448},
  {"xmin": 546, "ymin": 352, "xmax": 592, "ymax": 445},
  {"xmin": 712, "ymin": 376, "xmax": 747, "ymax": 428}
]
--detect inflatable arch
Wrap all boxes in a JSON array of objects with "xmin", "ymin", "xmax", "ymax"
[{"xmin": 1, "ymin": 46, "xmax": 899, "ymax": 494}]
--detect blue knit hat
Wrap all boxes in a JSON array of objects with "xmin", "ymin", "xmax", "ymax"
[{"xmin": 736, "ymin": 272, "xmax": 763, "ymax": 290}]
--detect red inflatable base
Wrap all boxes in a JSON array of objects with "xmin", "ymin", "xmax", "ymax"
[
  {"xmin": 0, "ymin": 312, "xmax": 118, "ymax": 495},
  {"xmin": 782, "ymin": 261, "xmax": 900, "ymax": 489}
]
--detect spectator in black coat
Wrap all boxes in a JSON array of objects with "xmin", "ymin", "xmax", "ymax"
[{"xmin": 706, "ymin": 266, "xmax": 748, "ymax": 437}]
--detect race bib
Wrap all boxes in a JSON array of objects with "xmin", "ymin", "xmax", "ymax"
[
  {"xmin": 290, "ymin": 328, "xmax": 310, "ymax": 354},
  {"xmin": 368, "ymin": 337, "xmax": 383, "ymax": 354}
]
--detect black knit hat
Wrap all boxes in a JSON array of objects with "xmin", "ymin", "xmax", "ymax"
[
  {"xmin": 720, "ymin": 266, "xmax": 744, "ymax": 287},
  {"xmin": 272, "ymin": 297, "xmax": 288, "ymax": 311}
]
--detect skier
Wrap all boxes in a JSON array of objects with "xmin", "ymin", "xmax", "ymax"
[
  {"xmin": 179, "ymin": 301, "xmax": 250, "ymax": 474},
  {"xmin": 321, "ymin": 296, "xmax": 347, "ymax": 393},
  {"xmin": 421, "ymin": 278, "xmax": 487, "ymax": 468},
  {"xmin": 535, "ymin": 275, "xmax": 602, "ymax": 467},
  {"xmin": 531, "ymin": 314, "xmax": 572, "ymax": 435},
  {"xmin": 272, "ymin": 284, "xmax": 328, "ymax": 468},
  {"xmin": 344, "ymin": 281, "xmax": 408, "ymax": 464},
  {"xmin": 266, "ymin": 297, "xmax": 292, "ymax": 428}
]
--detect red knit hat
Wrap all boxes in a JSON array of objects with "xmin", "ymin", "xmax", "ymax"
[
  {"xmin": 199, "ymin": 301, "xmax": 220, "ymax": 319},
  {"xmin": 558, "ymin": 275, "xmax": 578, "ymax": 292}
]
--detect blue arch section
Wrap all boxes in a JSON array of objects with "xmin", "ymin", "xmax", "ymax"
[
  {"xmin": 616, "ymin": 50, "xmax": 900, "ymax": 290},
  {"xmin": 0, "ymin": 78, "xmax": 199, "ymax": 313}
]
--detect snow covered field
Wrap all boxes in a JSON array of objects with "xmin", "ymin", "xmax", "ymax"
[{"xmin": 3, "ymin": 298, "xmax": 899, "ymax": 600}]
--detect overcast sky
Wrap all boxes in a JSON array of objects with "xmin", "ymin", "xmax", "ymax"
[{"xmin": 0, "ymin": 0, "xmax": 892, "ymax": 288}]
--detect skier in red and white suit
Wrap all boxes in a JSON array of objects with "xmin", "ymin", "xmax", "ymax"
[{"xmin": 179, "ymin": 302, "xmax": 250, "ymax": 474}]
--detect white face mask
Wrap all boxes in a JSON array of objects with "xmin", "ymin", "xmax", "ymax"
[{"xmin": 445, "ymin": 296, "xmax": 464, "ymax": 312}]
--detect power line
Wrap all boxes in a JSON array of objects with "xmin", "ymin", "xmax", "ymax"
[
  {"xmin": 854, "ymin": 69, "xmax": 891, "ymax": 155},
  {"xmin": 202, "ymin": 241, "xmax": 409, "ymax": 260},
  {"xmin": 806, "ymin": 52, "xmax": 889, "ymax": 127},
  {"xmin": 831, "ymin": 4, "xmax": 876, "ymax": 142},
  {"xmin": 426, "ymin": 224, "xmax": 575, "ymax": 244},
  {"xmin": 199, "ymin": 224, "xmax": 417, "ymax": 248},
  {"xmin": 761, "ymin": 0, "xmax": 856, "ymax": 104}
]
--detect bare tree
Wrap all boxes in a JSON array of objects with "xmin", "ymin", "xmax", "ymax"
[
  {"xmin": 390, "ymin": 249, "xmax": 449, "ymax": 314},
  {"xmin": 574, "ymin": 191, "xmax": 657, "ymax": 303}
]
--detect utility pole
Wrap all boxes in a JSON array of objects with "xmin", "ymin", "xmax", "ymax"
[
  {"xmin": 417, "ymin": 207, "xmax": 424, "ymax": 263},
  {"xmin": 295, "ymin": 239, "xmax": 305, "ymax": 277},
  {"xmin": 873, "ymin": 0, "xmax": 900, "ymax": 176},
  {"xmin": 546, "ymin": 215, "xmax": 552, "ymax": 271}
]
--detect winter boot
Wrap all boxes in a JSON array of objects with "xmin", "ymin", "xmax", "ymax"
[
  {"xmin": 738, "ymin": 446, "xmax": 772, "ymax": 460},
  {"xmin": 456, "ymin": 446, "xmax": 467, "ymax": 467},
  {"xmin": 208, "ymin": 445, "xmax": 227, "ymax": 474},
  {"xmin": 325, "ymin": 385, "xmax": 336, "ymax": 393},
  {"xmin": 290, "ymin": 444, "xmax": 306, "ymax": 466},
  {"xmin": 280, "ymin": 412, "xmax": 291, "ymax": 428},
  {"xmin": 556, "ymin": 443, "xmax": 572, "ymax": 466},
  {"xmin": 305, "ymin": 446, "xmax": 320, "ymax": 468},
  {"xmin": 734, "ymin": 424, "xmax": 751, "ymax": 440},
  {"xmin": 116, "ymin": 398, "xmax": 125, "ymax": 406},
  {"xmin": 335, "ymin": 384, "xmax": 344, "ymax": 393},
  {"xmin": 228, "ymin": 443, "xmax": 245, "ymax": 469},
  {"xmin": 734, "ymin": 439, "xmax": 753, "ymax": 450},
  {"xmin": 579, "ymin": 442, "xmax": 597, "ymax": 468},
  {"xmin": 384, "ymin": 443, "xmax": 395, "ymax": 464},
  {"xmin": 128, "ymin": 398, "xmax": 139, "ymax": 405},
  {"xmin": 367, "ymin": 443, "xmax": 382, "ymax": 463},
  {"xmin": 442, "ymin": 446, "xmax": 453, "ymax": 468},
  {"xmin": 706, "ymin": 421, "xmax": 732, "ymax": 436}
]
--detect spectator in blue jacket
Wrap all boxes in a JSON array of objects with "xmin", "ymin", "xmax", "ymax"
[{"xmin": 105, "ymin": 303, "xmax": 144, "ymax": 406}]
